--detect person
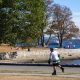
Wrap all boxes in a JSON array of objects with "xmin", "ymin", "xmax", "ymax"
[{"xmin": 48, "ymin": 48, "xmax": 64, "ymax": 75}]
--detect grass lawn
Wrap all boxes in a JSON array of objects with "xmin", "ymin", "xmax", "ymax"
[
  {"xmin": 0, "ymin": 70, "xmax": 80, "ymax": 80},
  {"xmin": 0, "ymin": 75, "xmax": 80, "ymax": 80}
]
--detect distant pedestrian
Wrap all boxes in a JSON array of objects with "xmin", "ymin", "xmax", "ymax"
[{"xmin": 48, "ymin": 48, "xmax": 64, "ymax": 75}]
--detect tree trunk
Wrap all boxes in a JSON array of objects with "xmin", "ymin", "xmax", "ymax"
[
  {"xmin": 40, "ymin": 29, "xmax": 45, "ymax": 47},
  {"xmin": 59, "ymin": 38, "xmax": 63, "ymax": 48},
  {"xmin": 37, "ymin": 38, "xmax": 40, "ymax": 46},
  {"xmin": 59, "ymin": 33, "xmax": 63, "ymax": 48},
  {"xmin": 41, "ymin": 35, "xmax": 44, "ymax": 47},
  {"xmin": 46, "ymin": 33, "xmax": 51, "ymax": 45}
]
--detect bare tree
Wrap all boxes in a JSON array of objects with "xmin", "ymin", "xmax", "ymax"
[
  {"xmin": 46, "ymin": 4, "xmax": 79, "ymax": 47},
  {"xmin": 45, "ymin": 0, "xmax": 53, "ymax": 20},
  {"xmin": 43, "ymin": 0, "xmax": 54, "ymax": 46}
]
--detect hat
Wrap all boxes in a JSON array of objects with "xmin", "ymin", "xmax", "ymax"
[{"xmin": 50, "ymin": 48, "xmax": 54, "ymax": 51}]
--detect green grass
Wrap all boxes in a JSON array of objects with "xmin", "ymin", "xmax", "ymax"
[
  {"xmin": 0, "ymin": 70, "xmax": 80, "ymax": 75},
  {"xmin": 0, "ymin": 70, "xmax": 80, "ymax": 80},
  {"xmin": 0, "ymin": 70, "xmax": 49, "ymax": 74},
  {"xmin": 0, "ymin": 74, "xmax": 80, "ymax": 80}
]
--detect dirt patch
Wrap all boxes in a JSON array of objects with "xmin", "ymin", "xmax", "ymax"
[
  {"xmin": 0, "ymin": 45, "xmax": 22, "ymax": 52},
  {"xmin": 0, "ymin": 45, "xmax": 80, "ymax": 60},
  {"xmin": 0, "ymin": 45, "xmax": 49, "ymax": 52}
]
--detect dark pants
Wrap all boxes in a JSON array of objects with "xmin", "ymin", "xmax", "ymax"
[{"xmin": 52, "ymin": 61, "xmax": 64, "ymax": 75}]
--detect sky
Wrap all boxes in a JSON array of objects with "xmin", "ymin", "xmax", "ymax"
[{"xmin": 54, "ymin": 0, "xmax": 80, "ymax": 28}]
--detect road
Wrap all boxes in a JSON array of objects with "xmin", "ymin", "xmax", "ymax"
[{"xmin": 0, "ymin": 64, "xmax": 80, "ymax": 74}]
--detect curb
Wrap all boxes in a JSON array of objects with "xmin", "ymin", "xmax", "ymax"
[{"xmin": 0, "ymin": 62, "xmax": 80, "ymax": 67}]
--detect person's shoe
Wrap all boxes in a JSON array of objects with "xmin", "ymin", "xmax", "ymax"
[
  {"xmin": 52, "ymin": 71, "xmax": 56, "ymax": 75},
  {"xmin": 61, "ymin": 67, "xmax": 64, "ymax": 73},
  {"xmin": 52, "ymin": 72, "xmax": 56, "ymax": 75}
]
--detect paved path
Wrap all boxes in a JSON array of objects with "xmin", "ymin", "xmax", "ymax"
[{"xmin": 0, "ymin": 64, "xmax": 80, "ymax": 77}]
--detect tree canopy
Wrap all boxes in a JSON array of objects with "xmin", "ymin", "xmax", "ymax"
[{"xmin": 0, "ymin": 0, "xmax": 46, "ymax": 45}]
